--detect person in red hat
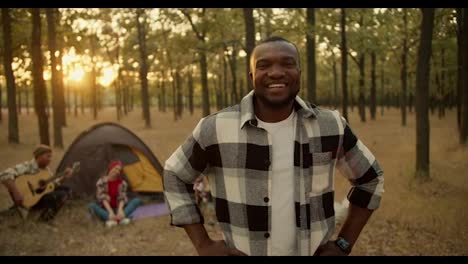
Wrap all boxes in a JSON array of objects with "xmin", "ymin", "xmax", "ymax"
[{"xmin": 88, "ymin": 160, "xmax": 142, "ymax": 227}]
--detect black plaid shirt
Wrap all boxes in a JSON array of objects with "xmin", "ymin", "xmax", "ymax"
[{"xmin": 163, "ymin": 91, "xmax": 384, "ymax": 256}]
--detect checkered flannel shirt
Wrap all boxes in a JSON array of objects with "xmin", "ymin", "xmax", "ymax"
[{"xmin": 163, "ymin": 90, "xmax": 384, "ymax": 256}]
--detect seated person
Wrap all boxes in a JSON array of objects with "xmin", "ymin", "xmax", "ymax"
[
  {"xmin": 0, "ymin": 144, "xmax": 73, "ymax": 222},
  {"xmin": 88, "ymin": 160, "xmax": 142, "ymax": 227}
]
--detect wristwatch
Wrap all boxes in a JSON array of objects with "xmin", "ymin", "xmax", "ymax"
[{"xmin": 335, "ymin": 236, "xmax": 352, "ymax": 254}]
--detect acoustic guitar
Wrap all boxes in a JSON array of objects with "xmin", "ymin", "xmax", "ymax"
[{"xmin": 15, "ymin": 162, "xmax": 80, "ymax": 210}]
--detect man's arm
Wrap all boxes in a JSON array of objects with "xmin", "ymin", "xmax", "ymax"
[
  {"xmin": 337, "ymin": 203, "xmax": 373, "ymax": 248},
  {"xmin": 163, "ymin": 119, "xmax": 246, "ymax": 256},
  {"xmin": 0, "ymin": 160, "xmax": 37, "ymax": 206},
  {"xmin": 184, "ymin": 223, "xmax": 247, "ymax": 256},
  {"xmin": 318, "ymin": 115, "xmax": 384, "ymax": 256}
]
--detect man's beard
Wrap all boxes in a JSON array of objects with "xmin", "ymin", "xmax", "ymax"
[{"xmin": 255, "ymin": 88, "xmax": 299, "ymax": 109}]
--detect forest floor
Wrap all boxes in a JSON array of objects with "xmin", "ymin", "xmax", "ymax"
[{"xmin": 0, "ymin": 106, "xmax": 467, "ymax": 256}]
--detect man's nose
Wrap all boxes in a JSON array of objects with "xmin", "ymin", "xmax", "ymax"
[{"xmin": 267, "ymin": 64, "xmax": 286, "ymax": 78}]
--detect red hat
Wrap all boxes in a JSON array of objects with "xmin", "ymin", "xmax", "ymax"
[{"xmin": 108, "ymin": 160, "xmax": 123, "ymax": 173}]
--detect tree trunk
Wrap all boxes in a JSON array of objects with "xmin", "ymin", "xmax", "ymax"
[
  {"xmin": 188, "ymin": 69, "xmax": 194, "ymax": 115},
  {"xmin": 306, "ymin": 8, "xmax": 317, "ymax": 103},
  {"xmin": 0, "ymin": 83, "xmax": 2, "ymax": 122},
  {"xmin": 370, "ymin": 50, "xmax": 377, "ymax": 120},
  {"xmin": 439, "ymin": 47, "xmax": 446, "ymax": 118},
  {"xmin": 90, "ymin": 36, "xmax": 98, "ymax": 120},
  {"xmin": 176, "ymin": 70, "xmax": 183, "ymax": 119},
  {"xmin": 136, "ymin": 9, "xmax": 151, "ymax": 128},
  {"xmin": 227, "ymin": 50, "xmax": 239, "ymax": 104},
  {"xmin": 115, "ymin": 69, "xmax": 122, "ymax": 121},
  {"xmin": 31, "ymin": 8, "xmax": 50, "ymax": 145},
  {"xmin": 171, "ymin": 72, "xmax": 177, "ymax": 121},
  {"xmin": 130, "ymin": 83, "xmax": 134, "ymax": 112},
  {"xmin": 25, "ymin": 88, "xmax": 29, "ymax": 114},
  {"xmin": 200, "ymin": 51, "xmax": 210, "ymax": 117},
  {"xmin": 215, "ymin": 76, "xmax": 221, "ymax": 110},
  {"xmin": 340, "ymin": 8, "xmax": 349, "ymax": 121},
  {"xmin": 55, "ymin": 9, "xmax": 67, "ymax": 127},
  {"xmin": 239, "ymin": 79, "xmax": 245, "ymax": 100},
  {"xmin": 401, "ymin": 10, "xmax": 408, "ymax": 126},
  {"xmin": 123, "ymin": 81, "xmax": 129, "ymax": 115},
  {"xmin": 358, "ymin": 53, "xmax": 366, "ymax": 122},
  {"xmin": 332, "ymin": 58, "xmax": 338, "ymax": 109},
  {"xmin": 456, "ymin": 8, "xmax": 463, "ymax": 130},
  {"xmin": 2, "ymin": 8, "xmax": 19, "ymax": 143},
  {"xmin": 80, "ymin": 88, "xmax": 85, "ymax": 115},
  {"xmin": 223, "ymin": 56, "xmax": 228, "ymax": 108},
  {"xmin": 263, "ymin": 8, "xmax": 272, "ymax": 38},
  {"xmin": 74, "ymin": 88, "xmax": 78, "ymax": 117},
  {"xmin": 243, "ymin": 8, "xmax": 256, "ymax": 94},
  {"xmin": 381, "ymin": 59, "xmax": 385, "ymax": 116},
  {"xmin": 415, "ymin": 8, "xmax": 435, "ymax": 178},
  {"xmin": 66, "ymin": 83, "xmax": 70, "ymax": 114},
  {"xmin": 161, "ymin": 75, "xmax": 167, "ymax": 112},
  {"xmin": 461, "ymin": 8, "xmax": 468, "ymax": 144},
  {"xmin": 17, "ymin": 88, "xmax": 22, "ymax": 114},
  {"xmin": 46, "ymin": 8, "xmax": 63, "ymax": 148}
]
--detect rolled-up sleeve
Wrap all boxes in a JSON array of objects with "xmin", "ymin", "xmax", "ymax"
[
  {"xmin": 336, "ymin": 117, "xmax": 384, "ymax": 210},
  {"xmin": 0, "ymin": 160, "xmax": 37, "ymax": 183},
  {"xmin": 96, "ymin": 178, "xmax": 110, "ymax": 203},
  {"xmin": 118, "ymin": 181, "xmax": 129, "ymax": 204},
  {"xmin": 163, "ymin": 119, "xmax": 208, "ymax": 226}
]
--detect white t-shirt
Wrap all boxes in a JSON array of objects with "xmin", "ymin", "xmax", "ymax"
[{"xmin": 257, "ymin": 111, "xmax": 297, "ymax": 256}]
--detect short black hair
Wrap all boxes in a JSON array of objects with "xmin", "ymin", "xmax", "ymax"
[{"xmin": 250, "ymin": 35, "xmax": 301, "ymax": 70}]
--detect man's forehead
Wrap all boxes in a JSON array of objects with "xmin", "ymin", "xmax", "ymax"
[
  {"xmin": 251, "ymin": 41, "xmax": 299, "ymax": 65},
  {"xmin": 254, "ymin": 41, "xmax": 297, "ymax": 55}
]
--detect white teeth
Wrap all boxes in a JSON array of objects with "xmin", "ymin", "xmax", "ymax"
[{"xmin": 268, "ymin": 84, "xmax": 286, "ymax": 88}]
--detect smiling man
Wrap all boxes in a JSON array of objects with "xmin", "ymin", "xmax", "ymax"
[{"xmin": 163, "ymin": 36, "xmax": 384, "ymax": 256}]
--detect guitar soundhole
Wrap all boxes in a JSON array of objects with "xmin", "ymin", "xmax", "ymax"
[{"xmin": 36, "ymin": 180, "xmax": 47, "ymax": 194}]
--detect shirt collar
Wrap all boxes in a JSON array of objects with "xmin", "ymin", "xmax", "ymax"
[{"xmin": 239, "ymin": 90, "xmax": 318, "ymax": 129}]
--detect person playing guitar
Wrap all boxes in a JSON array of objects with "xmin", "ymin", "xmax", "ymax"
[{"xmin": 0, "ymin": 144, "xmax": 75, "ymax": 222}]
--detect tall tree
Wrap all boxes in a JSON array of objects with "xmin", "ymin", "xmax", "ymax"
[
  {"xmin": 90, "ymin": 35, "xmax": 98, "ymax": 120},
  {"xmin": 181, "ymin": 8, "xmax": 210, "ymax": 117},
  {"xmin": 223, "ymin": 56, "xmax": 229, "ymax": 108},
  {"xmin": 380, "ymin": 57, "xmax": 385, "ymax": 116},
  {"xmin": 1, "ymin": 8, "xmax": 19, "ymax": 143},
  {"xmin": 370, "ymin": 50, "xmax": 377, "ymax": 120},
  {"xmin": 31, "ymin": 8, "xmax": 50, "ymax": 145},
  {"xmin": 46, "ymin": 8, "xmax": 64, "ymax": 148},
  {"xmin": 401, "ymin": 9, "xmax": 409, "ymax": 126},
  {"xmin": 0, "ymin": 83, "xmax": 2, "ymax": 122},
  {"xmin": 460, "ymin": 8, "xmax": 468, "ymax": 144},
  {"xmin": 224, "ymin": 42, "xmax": 240, "ymax": 104},
  {"xmin": 456, "ymin": 9, "xmax": 464, "ymax": 132},
  {"xmin": 340, "ymin": 8, "xmax": 349, "ymax": 121},
  {"xmin": 176, "ymin": 70, "xmax": 183, "ymax": 119},
  {"xmin": 136, "ymin": 8, "xmax": 151, "ymax": 127},
  {"xmin": 55, "ymin": 9, "xmax": 67, "ymax": 127},
  {"xmin": 188, "ymin": 68, "xmax": 194, "ymax": 115},
  {"xmin": 243, "ymin": 8, "xmax": 256, "ymax": 95},
  {"xmin": 306, "ymin": 8, "xmax": 317, "ymax": 103},
  {"xmin": 415, "ymin": 8, "xmax": 435, "ymax": 178}
]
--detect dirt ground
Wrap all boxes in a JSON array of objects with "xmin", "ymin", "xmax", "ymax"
[{"xmin": 0, "ymin": 106, "xmax": 467, "ymax": 256}]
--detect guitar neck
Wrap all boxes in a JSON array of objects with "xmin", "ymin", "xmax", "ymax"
[{"xmin": 43, "ymin": 170, "xmax": 66, "ymax": 185}]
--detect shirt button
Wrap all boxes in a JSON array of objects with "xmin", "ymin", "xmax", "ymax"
[
  {"xmin": 264, "ymin": 160, "xmax": 271, "ymax": 167},
  {"xmin": 264, "ymin": 232, "xmax": 270, "ymax": 239},
  {"xmin": 264, "ymin": 197, "xmax": 269, "ymax": 203}
]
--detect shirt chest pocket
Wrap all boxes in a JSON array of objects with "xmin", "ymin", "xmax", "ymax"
[{"xmin": 309, "ymin": 151, "xmax": 333, "ymax": 194}]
